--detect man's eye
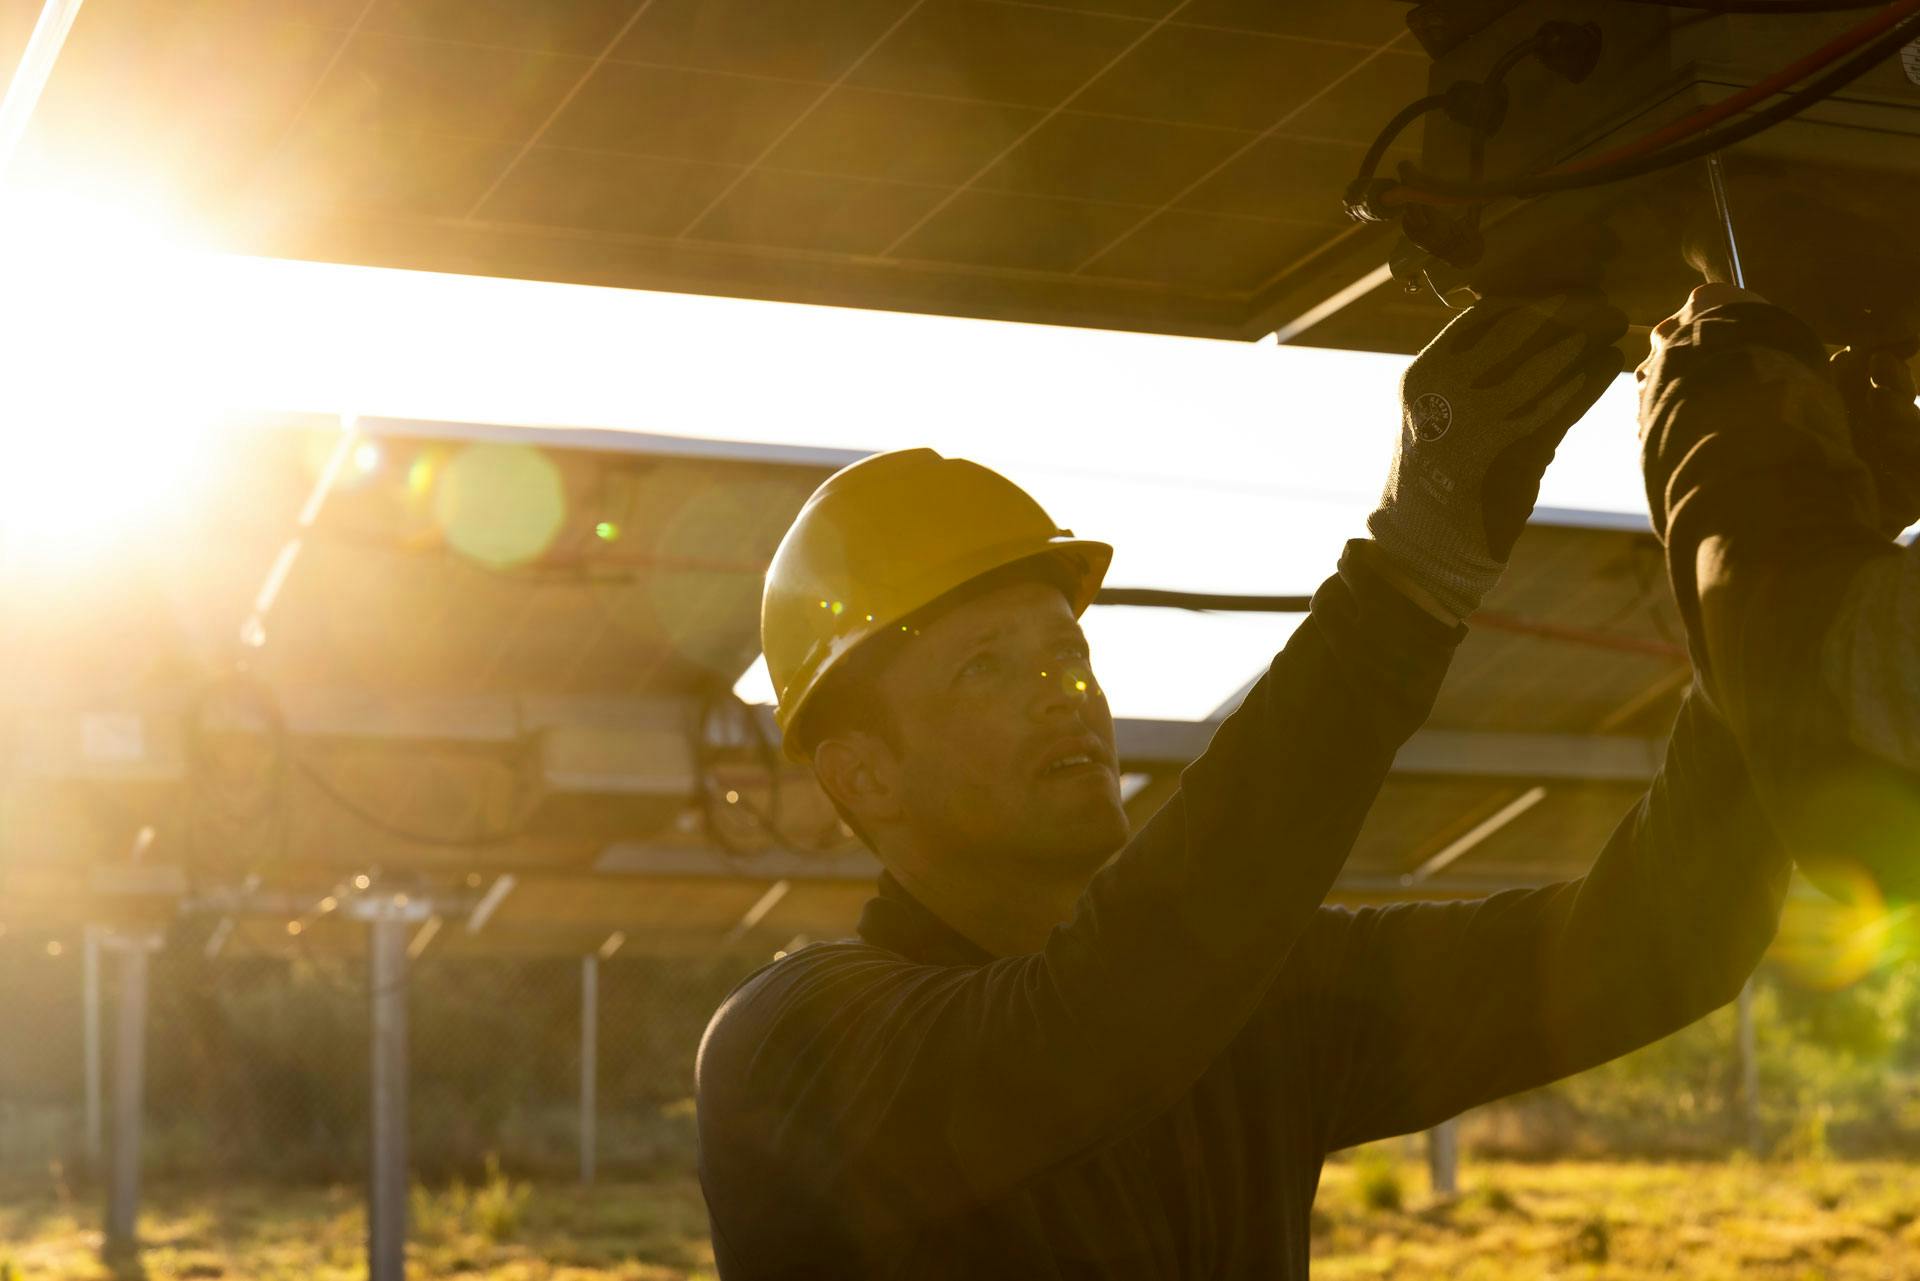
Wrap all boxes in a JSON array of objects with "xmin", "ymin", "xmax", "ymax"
[
  {"xmin": 958, "ymin": 654, "xmax": 997, "ymax": 680},
  {"xmin": 1057, "ymin": 640, "xmax": 1090, "ymax": 660}
]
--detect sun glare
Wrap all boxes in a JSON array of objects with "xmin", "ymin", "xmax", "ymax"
[{"xmin": 0, "ymin": 185, "xmax": 223, "ymax": 568}]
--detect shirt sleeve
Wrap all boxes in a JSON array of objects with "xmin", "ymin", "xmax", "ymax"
[
  {"xmin": 1269, "ymin": 688, "xmax": 1791, "ymax": 1155},
  {"xmin": 1823, "ymin": 546, "xmax": 1920, "ymax": 771},
  {"xmin": 1636, "ymin": 302, "xmax": 1883, "ymax": 686},
  {"xmin": 1637, "ymin": 302, "xmax": 1920, "ymax": 897},
  {"xmin": 697, "ymin": 541, "xmax": 1461, "ymax": 1227}
]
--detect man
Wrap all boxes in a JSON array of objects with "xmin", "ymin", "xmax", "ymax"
[
  {"xmin": 1638, "ymin": 279, "xmax": 1920, "ymax": 899},
  {"xmin": 698, "ymin": 295, "xmax": 1789, "ymax": 1280}
]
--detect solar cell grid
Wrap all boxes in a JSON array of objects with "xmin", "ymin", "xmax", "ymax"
[{"xmin": 16, "ymin": 0, "xmax": 1426, "ymax": 340}]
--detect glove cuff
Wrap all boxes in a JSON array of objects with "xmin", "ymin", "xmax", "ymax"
[{"xmin": 1366, "ymin": 504, "xmax": 1504, "ymax": 621}]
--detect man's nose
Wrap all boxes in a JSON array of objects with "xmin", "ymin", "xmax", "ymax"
[{"xmin": 1032, "ymin": 662, "xmax": 1097, "ymax": 715}]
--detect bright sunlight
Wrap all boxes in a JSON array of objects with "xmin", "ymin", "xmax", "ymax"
[{"xmin": 0, "ymin": 185, "xmax": 223, "ymax": 569}]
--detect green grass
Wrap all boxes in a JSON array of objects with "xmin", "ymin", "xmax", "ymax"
[
  {"xmin": 1314, "ymin": 1157, "xmax": 1920, "ymax": 1279},
  {"xmin": 0, "ymin": 1173, "xmax": 716, "ymax": 1280},
  {"xmin": 5, "ymin": 1160, "xmax": 1920, "ymax": 1279}
]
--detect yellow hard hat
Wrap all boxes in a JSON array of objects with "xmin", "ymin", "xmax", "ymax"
[{"xmin": 763, "ymin": 448, "xmax": 1112, "ymax": 761}]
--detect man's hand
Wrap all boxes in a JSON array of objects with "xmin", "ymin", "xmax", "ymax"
[
  {"xmin": 1636, "ymin": 282, "xmax": 1762, "ymax": 386},
  {"xmin": 1678, "ymin": 174, "xmax": 1920, "ymax": 349},
  {"xmin": 1641, "ymin": 284, "xmax": 1920, "ymax": 540},
  {"xmin": 1830, "ymin": 345, "xmax": 1920, "ymax": 539},
  {"xmin": 1369, "ymin": 291, "xmax": 1627, "ymax": 622}
]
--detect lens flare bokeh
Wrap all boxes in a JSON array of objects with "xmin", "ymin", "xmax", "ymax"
[
  {"xmin": 1771, "ymin": 861, "xmax": 1914, "ymax": 992},
  {"xmin": 432, "ymin": 443, "xmax": 567, "ymax": 568}
]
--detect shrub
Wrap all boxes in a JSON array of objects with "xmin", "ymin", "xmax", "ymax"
[
  {"xmin": 1779, "ymin": 1100, "xmax": 1834, "ymax": 1164},
  {"xmin": 472, "ymin": 1154, "xmax": 532, "ymax": 1242},
  {"xmin": 409, "ymin": 1154, "xmax": 532, "ymax": 1243},
  {"xmin": 1476, "ymin": 1181, "xmax": 1523, "ymax": 1216},
  {"xmin": 1570, "ymin": 1214, "xmax": 1610, "ymax": 1263},
  {"xmin": 409, "ymin": 1175, "xmax": 469, "ymax": 1242},
  {"xmin": 1353, "ymin": 1147, "xmax": 1404, "ymax": 1212}
]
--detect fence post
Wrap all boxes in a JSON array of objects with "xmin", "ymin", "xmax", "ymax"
[
  {"xmin": 581, "ymin": 953, "xmax": 598, "ymax": 1187},
  {"xmin": 83, "ymin": 924, "xmax": 103, "ymax": 1174},
  {"xmin": 1736, "ymin": 975, "xmax": 1762, "ymax": 1155},
  {"xmin": 352, "ymin": 893, "xmax": 430, "ymax": 1281},
  {"xmin": 102, "ymin": 929, "xmax": 160, "ymax": 1258},
  {"xmin": 1426, "ymin": 1117, "xmax": 1460, "ymax": 1197}
]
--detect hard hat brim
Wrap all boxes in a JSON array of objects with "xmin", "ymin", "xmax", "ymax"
[{"xmin": 777, "ymin": 536, "xmax": 1112, "ymax": 763}]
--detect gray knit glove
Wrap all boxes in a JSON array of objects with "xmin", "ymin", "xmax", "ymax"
[{"xmin": 1368, "ymin": 292, "xmax": 1627, "ymax": 619}]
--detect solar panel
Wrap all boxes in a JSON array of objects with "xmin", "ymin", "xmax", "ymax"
[{"xmin": 13, "ymin": 0, "xmax": 1422, "ymax": 342}]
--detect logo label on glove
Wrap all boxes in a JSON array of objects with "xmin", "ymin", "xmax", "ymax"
[{"xmin": 1409, "ymin": 392, "xmax": 1453, "ymax": 442}]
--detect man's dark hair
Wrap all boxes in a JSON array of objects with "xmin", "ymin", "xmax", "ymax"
[
  {"xmin": 793, "ymin": 628, "xmax": 909, "ymax": 763},
  {"xmin": 794, "ymin": 554, "xmax": 1082, "ymax": 848}
]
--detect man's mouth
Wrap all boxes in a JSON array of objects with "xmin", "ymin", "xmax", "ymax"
[{"xmin": 1036, "ymin": 740, "xmax": 1111, "ymax": 780}]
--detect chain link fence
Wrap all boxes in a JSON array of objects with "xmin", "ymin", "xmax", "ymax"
[
  {"xmin": 0, "ymin": 919, "xmax": 773, "ymax": 1186},
  {"xmin": 8, "ymin": 914, "xmax": 1920, "ymax": 1196}
]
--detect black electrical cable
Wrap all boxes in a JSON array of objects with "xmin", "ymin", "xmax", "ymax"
[
  {"xmin": 1355, "ymin": 93, "xmax": 1448, "ymax": 186},
  {"xmin": 691, "ymin": 685, "xmax": 866, "ymax": 858},
  {"xmin": 1354, "ymin": 32, "xmax": 1541, "ymax": 190},
  {"xmin": 1349, "ymin": 25, "xmax": 1547, "ymax": 226},
  {"xmin": 693, "ymin": 686, "xmax": 794, "ymax": 859},
  {"xmin": 1391, "ymin": 8, "xmax": 1920, "ymax": 201},
  {"xmin": 1095, "ymin": 588, "xmax": 1313, "ymax": 613},
  {"xmin": 1485, "ymin": 31, "xmax": 1546, "ymax": 82},
  {"xmin": 693, "ymin": 683, "xmax": 784, "ymax": 857}
]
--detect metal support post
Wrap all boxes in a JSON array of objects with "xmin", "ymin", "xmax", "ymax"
[
  {"xmin": 369, "ymin": 914, "xmax": 409, "ymax": 1281},
  {"xmin": 1736, "ymin": 975, "xmax": 1762, "ymax": 1156},
  {"xmin": 580, "ymin": 954, "xmax": 598, "ymax": 1187},
  {"xmin": 1426, "ymin": 1117, "xmax": 1460, "ymax": 1198},
  {"xmin": 102, "ymin": 930, "xmax": 160, "ymax": 1258},
  {"xmin": 83, "ymin": 924, "xmax": 103, "ymax": 1173},
  {"xmin": 352, "ymin": 893, "xmax": 430, "ymax": 1281}
]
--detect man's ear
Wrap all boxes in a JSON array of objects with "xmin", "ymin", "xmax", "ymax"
[{"xmin": 813, "ymin": 732, "xmax": 902, "ymax": 828}]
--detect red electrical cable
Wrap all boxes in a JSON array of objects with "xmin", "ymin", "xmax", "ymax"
[
  {"xmin": 1384, "ymin": 0, "xmax": 1920, "ymax": 207},
  {"xmin": 1564, "ymin": 0, "xmax": 1920, "ymax": 174}
]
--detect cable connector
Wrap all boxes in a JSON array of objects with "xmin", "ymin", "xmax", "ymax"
[
  {"xmin": 1401, "ymin": 202, "xmax": 1485, "ymax": 270},
  {"xmin": 1344, "ymin": 177, "xmax": 1402, "ymax": 224}
]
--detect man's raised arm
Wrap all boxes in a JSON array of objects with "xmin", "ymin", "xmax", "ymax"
[
  {"xmin": 1264, "ymin": 687, "xmax": 1790, "ymax": 1154},
  {"xmin": 1637, "ymin": 287, "xmax": 1920, "ymax": 894}
]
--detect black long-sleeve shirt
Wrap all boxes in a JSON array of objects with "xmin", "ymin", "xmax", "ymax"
[
  {"xmin": 1639, "ymin": 303, "xmax": 1920, "ymax": 897},
  {"xmin": 696, "ymin": 543, "xmax": 1790, "ymax": 1280}
]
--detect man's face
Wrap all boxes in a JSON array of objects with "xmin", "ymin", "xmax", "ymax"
[{"xmin": 874, "ymin": 578, "xmax": 1127, "ymax": 876}]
